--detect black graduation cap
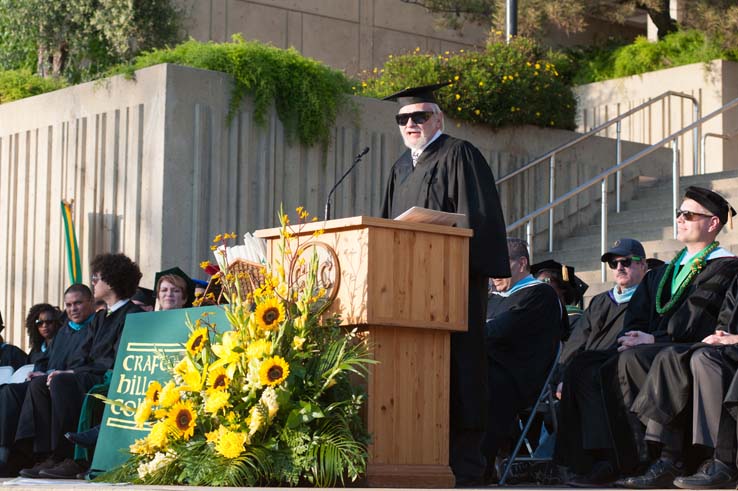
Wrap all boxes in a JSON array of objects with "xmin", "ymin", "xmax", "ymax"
[
  {"xmin": 383, "ymin": 82, "xmax": 451, "ymax": 106},
  {"xmin": 154, "ymin": 267, "xmax": 195, "ymax": 308},
  {"xmin": 684, "ymin": 186, "xmax": 736, "ymax": 227},
  {"xmin": 530, "ymin": 259, "xmax": 588, "ymax": 307},
  {"xmin": 132, "ymin": 287, "xmax": 155, "ymax": 307},
  {"xmin": 0, "ymin": 310, "xmax": 4, "ymax": 333}
]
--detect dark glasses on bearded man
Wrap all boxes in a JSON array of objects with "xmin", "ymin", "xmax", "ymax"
[
  {"xmin": 675, "ymin": 209, "xmax": 714, "ymax": 221},
  {"xmin": 395, "ymin": 111, "xmax": 434, "ymax": 126},
  {"xmin": 607, "ymin": 256, "xmax": 643, "ymax": 269}
]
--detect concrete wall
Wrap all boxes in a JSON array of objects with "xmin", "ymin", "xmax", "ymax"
[
  {"xmin": 0, "ymin": 63, "xmax": 671, "ymax": 349},
  {"xmin": 574, "ymin": 60, "xmax": 738, "ymax": 175},
  {"xmin": 177, "ymin": 0, "xmax": 644, "ymax": 76}
]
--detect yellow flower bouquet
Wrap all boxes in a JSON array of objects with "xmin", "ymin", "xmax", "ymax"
[{"xmin": 98, "ymin": 208, "xmax": 373, "ymax": 486}]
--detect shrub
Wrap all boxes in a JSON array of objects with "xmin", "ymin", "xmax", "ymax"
[
  {"xmin": 0, "ymin": 68, "xmax": 66, "ymax": 104},
  {"xmin": 113, "ymin": 36, "xmax": 352, "ymax": 147},
  {"xmin": 356, "ymin": 36, "xmax": 577, "ymax": 130}
]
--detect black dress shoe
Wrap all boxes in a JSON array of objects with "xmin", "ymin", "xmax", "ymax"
[
  {"xmin": 18, "ymin": 456, "xmax": 61, "ymax": 478},
  {"xmin": 566, "ymin": 460, "xmax": 617, "ymax": 487},
  {"xmin": 38, "ymin": 458, "xmax": 87, "ymax": 479},
  {"xmin": 65, "ymin": 425, "xmax": 99, "ymax": 449},
  {"xmin": 615, "ymin": 459, "xmax": 683, "ymax": 489},
  {"xmin": 674, "ymin": 459, "xmax": 738, "ymax": 489}
]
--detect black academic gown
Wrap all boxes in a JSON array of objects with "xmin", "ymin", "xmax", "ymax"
[
  {"xmin": 381, "ymin": 133, "xmax": 510, "ymax": 432},
  {"xmin": 15, "ymin": 301, "xmax": 142, "ymax": 455},
  {"xmin": 556, "ymin": 258, "xmax": 738, "ymax": 474},
  {"xmin": 0, "ymin": 343, "xmax": 27, "ymax": 371},
  {"xmin": 0, "ymin": 320, "xmax": 92, "ymax": 447},
  {"xmin": 482, "ymin": 282, "xmax": 564, "ymax": 462}
]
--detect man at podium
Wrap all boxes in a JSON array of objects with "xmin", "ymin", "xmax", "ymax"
[{"xmin": 382, "ymin": 83, "xmax": 510, "ymax": 486}]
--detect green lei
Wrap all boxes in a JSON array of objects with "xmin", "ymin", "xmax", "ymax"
[{"xmin": 655, "ymin": 241, "xmax": 719, "ymax": 315}]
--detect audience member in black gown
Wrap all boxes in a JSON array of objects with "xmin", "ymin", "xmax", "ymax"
[
  {"xmin": 0, "ymin": 288, "xmax": 94, "ymax": 475},
  {"xmin": 0, "ymin": 311, "xmax": 30, "ymax": 371},
  {"xmin": 483, "ymin": 238, "xmax": 566, "ymax": 480},
  {"xmin": 16, "ymin": 254, "xmax": 142, "ymax": 479}
]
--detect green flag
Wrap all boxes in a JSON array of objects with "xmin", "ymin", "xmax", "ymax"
[{"xmin": 61, "ymin": 200, "xmax": 82, "ymax": 284}]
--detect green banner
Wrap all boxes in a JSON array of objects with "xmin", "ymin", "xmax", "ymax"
[
  {"xmin": 61, "ymin": 201, "xmax": 82, "ymax": 284},
  {"xmin": 90, "ymin": 306, "xmax": 228, "ymax": 473}
]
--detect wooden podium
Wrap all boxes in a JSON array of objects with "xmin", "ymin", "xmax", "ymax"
[{"xmin": 255, "ymin": 216, "xmax": 471, "ymax": 488}]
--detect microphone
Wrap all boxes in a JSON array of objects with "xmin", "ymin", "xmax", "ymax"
[{"xmin": 324, "ymin": 146, "xmax": 370, "ymax": 221}]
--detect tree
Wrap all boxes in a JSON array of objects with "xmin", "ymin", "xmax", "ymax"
[
  {"xmin": 0, "ymin": 0, "xmax": 184, "ymax": 81},
  {"xmin": 400, "ymin": 0, "xmax": 738, "ymax": 42}
]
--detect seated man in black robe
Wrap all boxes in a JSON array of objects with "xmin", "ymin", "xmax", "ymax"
[
  {"xmin": 555, "ymin": 187, "xmax": 738, "ymax": 487},
  {"xmin": 381, "ymin": 83, "xmax": 510, "ymax": 486},
  {"xmin": 626, "ymin": 275, "xmax": 738, "ymax": 489},
  {"xmin": 16, "ymin": 253, "xmax": 143, "ymax": 479},
  {"xmin": 483, "ymin": 238, "xmax": 565, "ymax": 478},
  {"xmin": 0, "ymin": 311, "xmax": 29, "ymax": 371},
  {"xmin": 0, "ymin": 288, "xmax": 94, "ymax": 475}
]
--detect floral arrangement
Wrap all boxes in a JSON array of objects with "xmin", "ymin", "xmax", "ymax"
[{"xmin": 98, "ymin": 208, "xmax": 373, "ymax": 486}]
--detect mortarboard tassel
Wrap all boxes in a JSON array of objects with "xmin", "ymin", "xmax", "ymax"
[
  {"xmin": 561, "ymin": 264, "xmax": 569, "ymax": 282},
  {"xmin": 729, "ymin": 211, "xmax": 733, "ymax": 230}
]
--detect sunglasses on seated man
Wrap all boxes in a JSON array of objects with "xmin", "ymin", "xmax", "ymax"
[
  {"xmin": 607, "ymin": 256, "xmax": 643, "ymax": 269},
  {"xmin": 395, "ymin": 111, "xmax": 434, "ymax": 126},
  {"xmin": 675, "ymin": 209, "xmax": 714, "ymax": 221}
]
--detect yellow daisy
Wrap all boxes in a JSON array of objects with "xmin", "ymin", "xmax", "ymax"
[
  {"xmin": 144, "ymin": 381, "xmax": 162, "ymax": 405},
  {"xmin": 134, "ymin": 399, "xmax": 153, "ymax": 427},
  {"xmin": 168, "ymin": 401, "xmax": 197, "ymax": 440},
  {"xmin": 185, "ymin": 327, "xmax": 208, "ymax": 356},
  {"xmin": 204, "ymin": 390, "xmax": 231, "ymax": 414},
  {"xmin": 146, "ymin": 420, "xmax": 170, "ymax": 448},
  {"xmin": 215, "ymin": 428, "xmax": 248, "ymax": 459},
  {"xmin": 207, "ymin": 367, "xmax": 231, "ymax": 391},
  {"xmin": 158, "ymin": 381, "xmax": 181, "ymax": 408},
  {"xmin": 259, "ymin": 356, "xmax": 290, "ymax": 386},
  {"xmin": 245, "ymin": 339, "xmax": 272, "ymax": 360},
  {"xmin": 254, "ymin": 298, "xmax": 285, "ymax": 331}
]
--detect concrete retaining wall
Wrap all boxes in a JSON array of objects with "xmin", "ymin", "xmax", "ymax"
[{"xmin": 0, "ymin": 63, "xmax": 671, "ymax": 348}]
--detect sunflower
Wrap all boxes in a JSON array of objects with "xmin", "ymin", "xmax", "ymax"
[
  {"xmin": 245, "ymin": 339, "xmax": 272, "ymax": 360},
  {"xmin": 259, "ymin": 356, "xmax": 290, "ymax": 386},
  {"xmin": 134, "ymin": 399, "xmax": 153, "ymax": 427},
  {"xmin": 158, "ymin": 381, "xmax": 181, "ymax": 408},
  {"xmin": 145, "ymin": 381, "xmax": 162, "ymax": 405},
  {"xmin": 254, "ymin": 298, "xmax": 285, "ymax": 330},
  {"xmin": 167, "ymin": 401, "xmax": 197, "ymax": 440},
  {"xmin": 207, "ymin": 367, "xmax": 230, "ymax": 391},
  {"xmin": 204, "ymin": 390, "xmax": 231, "ymax": 414},
  {"xmin": 186, "ymin": 327, "xmax": 208, "ymax": 356}
]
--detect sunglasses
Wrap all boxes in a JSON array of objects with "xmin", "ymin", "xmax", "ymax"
[
  {"xmin": 395, "ymin": 111, "xmax": 434, "ymax": 126},
  {"xmin": 675, "ymin": 209, "xmax": 713, "ymax": 221},
  {"xmin": 35, "ymin": 318, "xmax": 56, "ymax": 326},
  {"xmin": 607, "ymin": 256, "xmax": 643, "ymax": 269}
]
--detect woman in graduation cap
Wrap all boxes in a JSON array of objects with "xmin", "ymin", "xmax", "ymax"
[
  {"xmin": 381, "ymin": 82, "xmax": 509, "ymax": 486},
  {"xmin": 154, "ymin": 267, "xmax": 195, "ymax": 311}
]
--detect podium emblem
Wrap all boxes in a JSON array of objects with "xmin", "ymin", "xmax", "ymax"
[{"xmin": 289, "ymin": 241, "xmax": 340, "ymax": 314}]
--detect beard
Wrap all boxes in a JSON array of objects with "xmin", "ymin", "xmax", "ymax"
[{"xmin": 401, "ymin": 131, "xmax": 433, "ymax": 151}]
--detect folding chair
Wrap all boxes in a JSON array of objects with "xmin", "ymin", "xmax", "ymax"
[{"xmin": 498, "ymin": 342, "xmax": 562, "ymax": 485}]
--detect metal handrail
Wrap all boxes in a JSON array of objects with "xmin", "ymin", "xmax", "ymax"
[
  {"xmin": 506, "ymin": 95, "xmax": 738, "ymax": 281},
  {"xmin": 497, "ymin": 90, "xmax": 700, "ymax": 252},
  {"xmin": 701, "ymin": 130, "xmax": 738, "ymax": 173}
]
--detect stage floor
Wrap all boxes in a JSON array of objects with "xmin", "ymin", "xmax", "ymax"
[{"xmin": 0, "ymin": 480, "xmax": 681, "ymax": 491}]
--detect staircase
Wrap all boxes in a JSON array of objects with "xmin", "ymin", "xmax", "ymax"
[{"xmin": 535, "ymin": 169, "xmax": 738, "ymax": 302}]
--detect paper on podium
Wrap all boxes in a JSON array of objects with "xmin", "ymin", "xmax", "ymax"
[{"xmin": 394, "ymin": 206, "xmax": 465, "ymax": 226}]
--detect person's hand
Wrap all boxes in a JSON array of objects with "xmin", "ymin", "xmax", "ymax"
[
  {"xmin": 46, "ymin": 369, "xmax": 73, "ymax": 386},
  {"xmin": 556, "ymin": 382, "xmax": 563, "ymax": 400},
  {"xmin": 26, "ymin": 371, "xmax": 45, "ymax": 381},
  {"xmin": 702, "ymin": 330, "xmax": 738, "ymax": 345},
  {"xmin": 617, "ymin": 330, "xmax": 655, "ymax": 352}
]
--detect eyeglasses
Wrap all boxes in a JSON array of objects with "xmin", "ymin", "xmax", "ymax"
[
  {"xmin": 91, "ymin": 274, "xmax": 101, "ymax": 283},
  {"xmin": 607, "ymin": 256, "xmax": 643, "ymax": 269},
  {"xmin": 675, "ymin": 209, "xmax": 714, "ymax": 221},
  {"xmin": 35, "ymin": 319, "xmax": 56, "ymax": 326},
  {"xmin": 395, "ymin": 111, "xmax": 434, "ymax": 126}
]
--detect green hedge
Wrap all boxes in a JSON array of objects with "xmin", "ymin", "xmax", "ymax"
[
  {"xmin": 0, "ymin": 68, "xmax": 66, "ymax": 103},
  {"xmin": 571, "ymin": 30, "xmax": 736, "ymax": 85},
  {"xmin": 356, "ymin": 37, "xmax": 577, "ymax": 130}
]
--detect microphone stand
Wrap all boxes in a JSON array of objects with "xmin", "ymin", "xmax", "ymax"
[{"xmin": 324, "ymin": 147, "xmax": 370, "ymax": 221}]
